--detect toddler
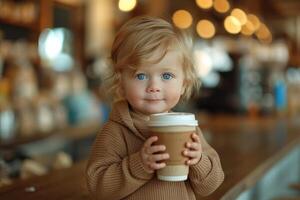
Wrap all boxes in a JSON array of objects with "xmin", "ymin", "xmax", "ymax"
[{"xmin": 86, "ymin": 16, "xmax": 224, "ymax": 200}]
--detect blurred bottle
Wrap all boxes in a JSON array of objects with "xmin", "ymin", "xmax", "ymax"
[
  {"xmin": 33, "ymin": 94, "xmax": 55, "ymax": 134},
  {"xmin": 286, "ymin": 68, "xmax": 300, "ymax": 117},
  {"xmin": 64, "ymin": 69, "xmax": 102, "ymax": 125},
  {"xmin": 0, "ymin": 101, "xmax": 16, "ymax": 141},
  {"xmin": 271, "ymin": 70, "xmax": 287, "ymax": 116},
  {"xmin": 14, "ymin": 100, "xmax": 36, "ymax": 137}
]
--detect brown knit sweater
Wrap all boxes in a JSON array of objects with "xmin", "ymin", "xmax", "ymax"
[{"xmin": 86, "ymin": 100, "xmax": 224, "ymax": 200}]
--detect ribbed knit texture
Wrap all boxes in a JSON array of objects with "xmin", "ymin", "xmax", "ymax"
[{"xmin": 86, "ymin": 100, "xmax": 224, "ymax": 200}]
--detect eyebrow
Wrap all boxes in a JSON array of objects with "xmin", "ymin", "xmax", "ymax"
[{"xmin": 159, "ymin": 66, "xmax": 181, "ymax": 72}]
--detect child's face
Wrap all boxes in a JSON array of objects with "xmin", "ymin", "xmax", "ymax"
[{"xmin": 121, "ymin": 50, "xmax": 185, "ymax": 115}]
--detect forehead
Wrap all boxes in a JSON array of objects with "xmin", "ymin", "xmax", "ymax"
[{"xmin": 140, "ymin": 49, "xmax": 183, "ymax": 69}]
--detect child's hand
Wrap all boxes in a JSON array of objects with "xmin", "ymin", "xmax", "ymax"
[
  {"xmin": 183, "ymin": 133, "xmax": 202, "ymax": 166},
  {"xmin": 140, "ymin": 136, "xmax": 169, "ymax": 173}
]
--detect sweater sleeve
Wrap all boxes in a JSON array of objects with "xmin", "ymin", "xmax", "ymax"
[
  {"xmin": 188, "ymin": 127, "xmax": 224, "ymax": 197},
  {"xmin": 85, "ymin": 122, "xmax": 154, "ymax": 200}
]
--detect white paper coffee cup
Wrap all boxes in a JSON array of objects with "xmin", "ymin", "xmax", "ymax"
[{"xmin": 148, "ymin": 113, "xmax": 198, "ymax": 181}]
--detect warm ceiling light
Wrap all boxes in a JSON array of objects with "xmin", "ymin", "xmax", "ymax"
[
  {"xmin": 241, "ymin": 20, "xmax": 255, "ymax": 36},
  {"xmin": 224, "ymin": 16, "xmax": 241, "ymax": 34},
  {"xmin": 196, "ymin": 0, "xmax": 213, "ymax": 9},
  {"xmin": 256, "ymin": 23, "xmax": 271, "ymax": 40},
  {"xmin": 257, "ymin": 26, "xmax": 272, "ymax": 44},
  {"xmin": 231, "ymin": 8, "xmax": 247, "ymax": 25},
  {"xmin": 247, "ymin": 14, "xmax": 260, "ymax": 31},
  {"xmin": 214, "ymin": 0, "xmax": 230, "ymax": 13},
  {"xmin": 196, "ymin": 19, "xmax": 216, "ymax": 39},
  {"xmin": 172, "ymin": 10, "xmax": 193, "ymax": 29},
  {"xmin": 118, "ymin": 0, "xmax": 137, "ymax": 12}
]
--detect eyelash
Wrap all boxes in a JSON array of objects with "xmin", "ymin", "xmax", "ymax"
[
  {"xmin": 135, "ymin": 73, "xmax": 147, "ymax": 80},
  {"xmin": 161, "ymin": 72, "xmax": 174, "ymax": 80}
]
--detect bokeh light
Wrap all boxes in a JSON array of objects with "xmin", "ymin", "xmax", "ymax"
[
  {"xmin": 231, "ymin": 8, "xmax": 247, "ymax": 25},
  {"xmin": 196, "ymin": 0, "xmax": 213, "ymax": 9},
  {"xmin": 224, "ymin": 16, "xmax": 241, "ymax": 34},
  {"xmin": 118, "ymin": 0, "xmax": 137, "ymax": 12},
  {"xmin": 247, "ymin": 14, "xmax": 261, "ymax": 31},
  {"xmin": 256, "ymin": 23, "xmax": 272, "ymax": 43},
  {"xmin": 214, "ymin": 0, "xmax": 230, "ymax": 13},
  {"xmin": 241, "ymin": 20, "xmax": 255, "ymax": 36},
  {"xmin": 196, "ymin": 20, "xmax": 216, "ymax": 39},
  {"xmin": 172, "ymin": 10, "xmax": 193, "ymax": 29}
]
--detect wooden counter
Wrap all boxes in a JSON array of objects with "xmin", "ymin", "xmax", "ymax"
[
  {"xmin": 0, "ymin": 160, "xmax": 89, "ymax": 200},
  {"xmin": 200, "ymin": 115, "xmax": 300, "ymax": 200},
  {"xmin": 1, "ymin": 115, "xmax": 300, "ymax": 200}
]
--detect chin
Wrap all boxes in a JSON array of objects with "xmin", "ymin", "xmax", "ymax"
[
  {"xmin": 143, "ymin": 108, "xmax": 169, "ymax": 115},
  {"xmin": 133, "ymin": 103, "xmax": 172, "ymax": 115}
]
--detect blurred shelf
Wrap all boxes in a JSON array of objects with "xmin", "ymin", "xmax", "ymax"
[
  {"xmin": 0, "ymin": 18, "xmax": 37, "ymax": 30},
  {"xmin": 0, "ymin": 0, "xmax": 85, "ymax": 66},
  {"xmin": 0, "ymin": 120, "xmax": 101, "ymax": 149}
]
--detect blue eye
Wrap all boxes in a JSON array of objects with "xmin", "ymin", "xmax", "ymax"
[
  {"xmin": 162, "ymin": 73, "xmax": 174, "ymax": 80},
  {"xmin": 136, "ymin": 73, "xmax": 147, "ymax": 80}
]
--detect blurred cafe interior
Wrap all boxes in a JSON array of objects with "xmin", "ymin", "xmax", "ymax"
[{"xmin": 1, "ymin": 0, "xmax": 300, "ymax": 199}]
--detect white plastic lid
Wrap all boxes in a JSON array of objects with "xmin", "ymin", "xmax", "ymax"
[{"xmin": 148, "ymin": 113, "xmax": 198, "ymax": 127}]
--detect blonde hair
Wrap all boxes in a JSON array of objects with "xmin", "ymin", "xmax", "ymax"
[{"xmin": 107, "ymin": 16, "xmax": 199, "ymax": 102}]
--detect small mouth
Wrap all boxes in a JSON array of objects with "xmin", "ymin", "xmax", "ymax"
[{"xmin": 145, "ymin": 99, "xmax": 163, "ymax": 101}]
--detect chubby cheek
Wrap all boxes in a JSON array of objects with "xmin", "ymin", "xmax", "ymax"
[
  {"xmin": 126, "ymin": 93, "xmax": 140, "ymax": 104},
  {"xmin": 165, "ymin": 88, "xmax": 182, "ymax": 104},
  {"xmin": 124, "ymin": 87, "xmax": 144, "ymax": 106}
]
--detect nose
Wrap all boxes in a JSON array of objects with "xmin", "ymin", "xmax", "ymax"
[
  {"xmin": 146, "ymin": 80, "xmax": 161, "ymax": 93},
  {"xmin": 147, "ymin": 87, "xmax": 160, "ymax": 93}
]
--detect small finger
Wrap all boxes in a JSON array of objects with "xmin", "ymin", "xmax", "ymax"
[
  {"xmin": 144, "ymin": 136, "xmax": 158, "ymax": 148},
  {"xmin": 186, "ymin": 158, "xmax": 199, "ymax": 165},
  {"xmin": 150, "ymin": 153, "xmax": 169, "ymax": 162},
  {"xmin": 186, "ymin": 142, "xmax": 199, "ymax": 151},
  {"xmin": 191, "ymin": 133, "xmax": 200, "ymax": 143},
  {"xmin": 149, "ymin": 162, "xmax": 166, "ymax": 170},
  {"xmin": 183, "ymin": 150, "xmax": 199, "ymax": 158},
  {"xmin": 148, "ymin": 145, "xmax": 166, "ymax": 154}
]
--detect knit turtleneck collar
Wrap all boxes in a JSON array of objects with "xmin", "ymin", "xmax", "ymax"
[
  {"xmin": 109, "ymin": 100, "xmax": 150, "ymax": 140},
  {"xmin": 130, "ymin": 110, "xmax": 150, "ymax": 140}
]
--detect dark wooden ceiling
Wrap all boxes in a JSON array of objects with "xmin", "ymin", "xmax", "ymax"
[{"xmin": 230, "ymin": 0, "xmax": 300, "ymax": 18}]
